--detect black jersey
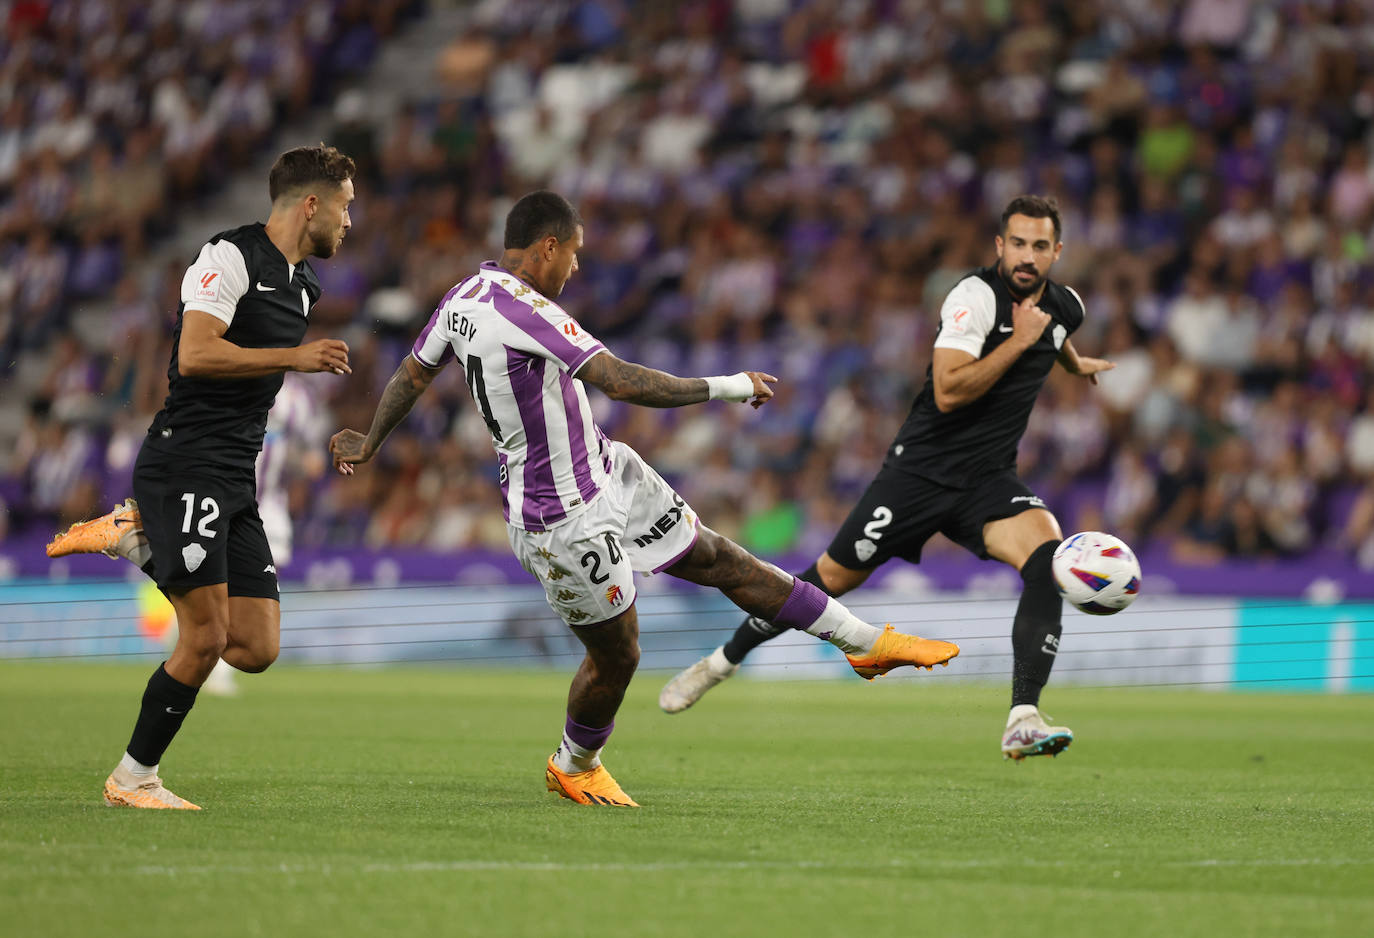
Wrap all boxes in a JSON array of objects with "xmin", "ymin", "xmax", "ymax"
[
  {"xmin": 887, "ymin": 265, "xmax": 1085, "ymax": 488},
  {"xmin": 143, "ymin": 223, "xmax": 320, "ymax": 470}
]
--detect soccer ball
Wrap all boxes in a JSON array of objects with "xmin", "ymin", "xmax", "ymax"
[{"xmin": 1051, "ymin": 531, "xmax": 1141, "ymax": 615}]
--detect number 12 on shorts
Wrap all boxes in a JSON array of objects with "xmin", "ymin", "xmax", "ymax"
[{"xmin": 180, "ymin": 493, "xmax": 221, "ymax": 538}]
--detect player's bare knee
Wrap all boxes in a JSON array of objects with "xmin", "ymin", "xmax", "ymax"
[
  {"xmin": 588, "ymin": 641, "xmax": 639, "ymax": 682},
  {"xmin": 225, "ymin": 631, "xmax": 279, "ymax": 672},
  {"xmin": 606, "ymin": 641, "xmax": 641, "ymax": 676},
  {"xmin": 816, "ymin": 553, "xmax": 869, "ymax": 594},
  {"xmin": 237, "ymin": 646, "xmax": 279, "ymax": 673},
  {"xmin": 178, "ymin": 627, "xmax": 229, "ymax": 668}
]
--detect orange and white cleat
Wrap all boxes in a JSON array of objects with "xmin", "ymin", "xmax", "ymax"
[
  {"xmin": 545, "ymin": 756, "xmax": 639, "ymax": 807},
  {"xmin": 845, "ymin": 624, "xmax": 959, "ymax": 680},
  {"xmin": 103, "ymin": 764, "xmax": 201, "ymax": 810},
  {"xmin": 46, "ymin": 498, "xmax": 141, "ymax": 558}
]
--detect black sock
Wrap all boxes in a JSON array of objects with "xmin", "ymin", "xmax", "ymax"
[
  {"xmin": 125, "ymin": 663, "xmax": 199, "ymax": 766},
  {"xmin": 722, "ymin": 563, "xmax": 833, "ymax": 664},
  {"xmin": 1011, "ymin": 540, "xmax": 1064, "ymax": 708}
]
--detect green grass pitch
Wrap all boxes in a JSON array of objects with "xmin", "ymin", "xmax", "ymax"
[{"xmin": 2, "ymin": 661, "xmax": 1371, "ymax": 938}]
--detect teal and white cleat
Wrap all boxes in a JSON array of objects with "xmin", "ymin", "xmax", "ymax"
[{"xmin": 1001, "ymin": 705, "xmax": 1073, "ymax": 760}]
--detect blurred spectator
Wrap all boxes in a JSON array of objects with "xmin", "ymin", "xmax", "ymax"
[{"xmin": 3, "ymin": 0, "xmax": 1374, "ymax": 571}]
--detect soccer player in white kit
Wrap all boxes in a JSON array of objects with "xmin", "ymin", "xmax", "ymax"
[{"xmin": 330, "ymin": 191, "xmax": 959, "ymax": 806}]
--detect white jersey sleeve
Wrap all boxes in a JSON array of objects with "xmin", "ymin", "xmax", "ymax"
[
  {"xmin": 411, "ymin": 277, "xmax": 473, "ymax": 368},
  {"xmin": 180, "ymin": 239, "xmax": 250, "ymax": 327},
  {"xmin": 933, "ymin": 276, "xmax": 997, "ymax": 358}
]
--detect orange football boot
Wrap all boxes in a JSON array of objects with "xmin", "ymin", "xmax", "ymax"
[
  {"xmin": 46, "ymin": 498, "xmax": 140, "ymax": 558},
  {"xmin": 845, "ymin": 624, "xmax": 959, "ymax": 680},
  {"xmin": 545, "ymin": 756, "xmax": 639, "ymax": 807}
]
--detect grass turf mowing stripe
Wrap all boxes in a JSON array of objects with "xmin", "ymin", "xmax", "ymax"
[{"xmin": 1, "ymin": 662, "xmax": 1371, "ymax": 938}]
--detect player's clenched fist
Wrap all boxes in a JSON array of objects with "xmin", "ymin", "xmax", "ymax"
[
  {"xmin": 1011, "ymin": 297, "xmax": 1052, "ymax": 346},
  {"xmin": 294, "ymin": 338, "xmax": 351, "ymax": 375}
]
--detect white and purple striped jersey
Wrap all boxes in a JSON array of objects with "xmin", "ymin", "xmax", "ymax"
[{"xmin": 412, "ymin": 261, "xmax": 612, "ymax": 532}]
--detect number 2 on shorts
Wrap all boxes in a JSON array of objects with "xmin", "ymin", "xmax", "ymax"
[{"xmin": 180, "ymin": 493, "xmax": 221, "ymax": 538}]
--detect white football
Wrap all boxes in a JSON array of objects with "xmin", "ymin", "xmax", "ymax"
[{"xmin": 1051, "ymin": 531, "xmax": 1142, "ymax": 615}]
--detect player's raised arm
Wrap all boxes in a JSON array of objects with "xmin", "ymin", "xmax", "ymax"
[
  {"xmin": 575, "ymin": 352, "xmax": 777, "ymax": 409},
  {"xmin": 1056, "ymin": 338, "xmax": 1115, "ymax": 385},
  {"xmin": 179, "ymin": 310, "xmax": 351, "ymax": 378},
  {"xmin": 330, "ymin": 353, "xmax": 445, "ymax": 474}
]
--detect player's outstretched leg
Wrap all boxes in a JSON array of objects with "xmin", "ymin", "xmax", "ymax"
[
  {"xmin": 999, "ymin": 534, "xmax": 1072, "ymax": 759},
  {"xmin": 104, "ymin": 658, "xmax": 205, "ymax": 810},
  {"xmin": 546, "ymin": 605, "xmax": 640, "ymax": 807},
  {"xmin": 45, "ymin": 498, "xmax": 150, "ymax": 566},
  {"xmin": 105, "ymin": 585, "xmax": 258, "ymax": 809},
  {"xmin": 663, "ymin": 528, "xmax": 957, "ymax": 693}
]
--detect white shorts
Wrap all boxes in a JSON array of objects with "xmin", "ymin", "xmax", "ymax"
[{"xmin": 508, "ymin": 440, "xmax": 699, "ymax": 626}]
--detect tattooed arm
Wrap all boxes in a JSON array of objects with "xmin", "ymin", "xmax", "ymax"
[
  {"xmin": 576, "ymin": 352, "xmax": 777, "ymax": 409},
  {"xmin": 330, "ymin": 354, "xmax": 444, "ymax": 475}
]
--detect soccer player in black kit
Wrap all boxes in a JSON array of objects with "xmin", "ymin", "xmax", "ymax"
[
  {"xmin": 660, "ymin": 195, "xmax": 1115, "ymax": 760},
  {"xmin": 46, "ymin": 145, "xmax": 356, "ymax": 807}
]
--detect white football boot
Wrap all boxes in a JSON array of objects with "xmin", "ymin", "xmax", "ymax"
[
  {"xmin": 1001, "ymin": 704, "xmax": 1073, "ymax": 760},
  {"xmin": 659, "ymin": 646, "xmax": 739, "ymax": 713}
]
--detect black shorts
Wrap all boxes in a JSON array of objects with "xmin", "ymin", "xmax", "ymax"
[
  {"xmin": 132, "ymin": 446, "xmax": 279, "ymax": 600},
  {"xmin": 825, "ymin": 466, "xmax": 1050, "ymax": 568}
]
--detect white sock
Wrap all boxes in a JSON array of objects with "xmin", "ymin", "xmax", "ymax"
[
  {"xmin": 119, "ymin": 752, "xmax": 157, "ymax": 778},
  {"xmin": 553, "ymin": 732, "xmax": 602, "ymax": 774},
  {"xmin": 1007, "ymin": 704, "xmax": 1039, "ymax": 726},
  {"xmin": 115, "ymin": 528, "xmax": 152, "ymax": 568},
  {"xmin": 803, "ymin": 598, "xmax": 883, "ymax": 655},
  {"xmin": 707, "ymin": 645, "xmax": 736, "ymax": 674}
]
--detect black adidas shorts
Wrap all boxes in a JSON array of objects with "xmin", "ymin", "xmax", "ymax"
[
  {"xmin": 825, "ymin": 466, "xmax": 1050, "ymax": 569},
  {"xmin": 132, "ymin": 447, "xmax": 279, "ymax": 600}
]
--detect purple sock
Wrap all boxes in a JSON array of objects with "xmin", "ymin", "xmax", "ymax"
[
  {"xmin": 565, "ymin": 714, "xmax": 614, "ymax": 751},
  {"xmin": 772, "ymin": 577, "xmax": 830, "ymax": 632}
]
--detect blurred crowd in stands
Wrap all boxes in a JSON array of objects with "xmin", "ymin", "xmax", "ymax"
[{"xmin": 6, "ymin": 0, "xmax": 1374, "ymax": 571}]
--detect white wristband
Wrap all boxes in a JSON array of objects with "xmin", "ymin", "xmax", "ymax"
[{"xmin": 705, "ymin": 373, "xmax": 756, "ymax": 402}]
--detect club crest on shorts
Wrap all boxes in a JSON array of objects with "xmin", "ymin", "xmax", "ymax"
[
  {"xmin": 854, "ymin": 538, "xmax": 877, "ymax": 563},
  {"xmin": 182, "ymin": 542, "xmax": 207, "ymax": 573},
  {"xmin": 605, "ymin": 584, "xmax": 624, "ymax": 607}
]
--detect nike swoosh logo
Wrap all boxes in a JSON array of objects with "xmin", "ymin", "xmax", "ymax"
[
  {"xmin": 165, "ymin": 707, "xmax": 185, "ymax": 715},
  {"xmin": 256, "ymin": 282, "xmax": 275, "ymax": 292},
  {"xmin": 998, "ymin": 325, "xmax": 1013, "ymax": 333}
]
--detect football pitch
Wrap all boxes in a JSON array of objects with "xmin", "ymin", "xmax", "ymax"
[{"xmin": 2, "ymin": 662, "xmax": 1371, "ymax": 938}]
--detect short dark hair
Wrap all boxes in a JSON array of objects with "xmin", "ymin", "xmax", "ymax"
[
  {"xmin": 504, "ymin": 190, "xmax": 582, "ymax": 249},
  {"xmin": 269, "ymin": 144, "xmax": 356, "ymax": 202},
  {"xmin": 1001, "ymin": 195, "xmax": 1062, "ymax": 242}
]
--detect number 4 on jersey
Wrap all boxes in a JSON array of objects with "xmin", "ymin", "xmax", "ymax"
[{"xmin": 465, "ymin": 355, "xmax": 503, "ymax": 441}]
